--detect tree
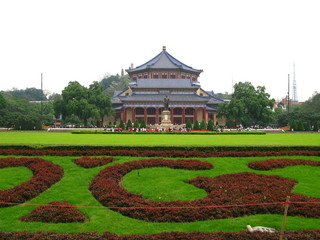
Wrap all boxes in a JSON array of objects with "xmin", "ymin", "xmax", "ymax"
[
  {"xmin": 140, "ymin": 120, "xmax": 147, "ymax": 128},
  {"xmin": 193, "ymin": 120, "xmax": 200, "ymax": 130},
  {"xmin": 314, "ymin": 121, "xmax": 319, "ymax": 132},
  {"xmin": 217, "ymin": 82, "xmax": 275, "ymax": 127},
  {"xmin": 304, "ymin": 121, "xmax": 311, "ymax": 131},
  {"xmin": 207, "ymin": 119, "xmax": 214, "ymax": 131},
  {"xmin": 290, "ymin": 120, "xmax": 297, "ymax": 131},
  {"xmin": 53, "ymin": 81, "xmax": 112, "ymax": 126},
  {"xmin": 297, "ymin": 120, "xmax": 304, "ymax": 131},
  {"xmin": 186, "ymin": 119, "xmax": 192, "ymax": 129},
  {"xmin": 200, "ymin": 120, "xmax": 207, "ymax": 130},
  {"xmin": 134, "ymin": 119, "xmax": 140, "ymax": 128},
  {"xmin": 0, "ymin": 93, "xmax": 6, "ymax": 110},
  {"xmin": 126, "ymin": 119, "xmax": 132, "ymax": 130},
  {"xmin": 118, "ymin": 120, "xmax": 125, "ymax": 129}
]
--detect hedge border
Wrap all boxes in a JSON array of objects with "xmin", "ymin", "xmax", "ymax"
[{"xmin": 1, "ymin": 144, "xmax": 320, "ymax": 152}]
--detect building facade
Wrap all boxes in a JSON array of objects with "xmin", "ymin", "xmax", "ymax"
[{"xmin": 111, "ymin": 47, "xmax": 225, "ymax": 126}]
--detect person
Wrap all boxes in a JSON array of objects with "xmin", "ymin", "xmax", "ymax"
[{"xmin": 163, "ymin": 95, "xmax": 170, "ymax": 110}]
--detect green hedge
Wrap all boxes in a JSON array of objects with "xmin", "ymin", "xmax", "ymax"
[{"xmin": 71, "ymin": 130, "xmax": 266, "ymax": 135}]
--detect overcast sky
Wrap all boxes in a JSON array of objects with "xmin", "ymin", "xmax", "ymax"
[{"xmin": 1, "ymin": 0, "xmax": 319, "ymax": 101}]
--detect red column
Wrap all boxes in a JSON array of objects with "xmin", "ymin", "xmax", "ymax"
[
  {"xmin": 182, "ymin": 107, "xmax": 186, "ymax": 124},
  {"xmin": 123, "ymin": 107, "xmax": 127, "ymax": 123},
  {"xmin": 132, "ymin": 107, "xmax": 135, "ymax": 122},
  {"xmin": 144, "ymin": 107, "xmax": 147, "ymax": 122},
  {"xmin": 156, "ymin": 107, "xmax": 159, "ymax": 124},
  {"xmin": 170, "ymin": 108, "xmax": 174, "ymax": 123},
  {"xmin": 203, "ymin": 107, "xmax": 207, "ymax": 122},
  {"xmin": 194, "ymin": 107, "xmax": 198, "ymax": 122}
]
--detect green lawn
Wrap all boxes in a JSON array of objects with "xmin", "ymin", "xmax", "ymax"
[
  {"xmin": 0, "ymin": 132, "xmax": 319, "ymax": 146},
  {"xmin": 1, "ymin": 155, "xmax": 320, "ymax": 234}
]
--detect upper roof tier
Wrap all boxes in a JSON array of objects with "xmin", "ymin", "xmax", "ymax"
[{"xmin": 126, "ymin": 46, "xmax": 203, "ymax": 75}]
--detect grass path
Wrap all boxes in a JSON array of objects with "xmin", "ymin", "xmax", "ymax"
[{"xmin": 0, "ymin": 132, "xmax": 319, "ymax": 146}]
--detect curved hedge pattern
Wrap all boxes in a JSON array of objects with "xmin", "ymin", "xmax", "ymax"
[
  {"xmin": 248, "ymin": 158, "xmax": 320, "ymax": 170},
  {"xmin": 0, "ymin": 158, "xmax": 64, "ymax": 207},
  {"xmin": 89, "ymin": 158, "xmax": 320, "ymax": 222},
  {"xmin": 73, "ymin": 156, "xmax": 116, "ymax": 168}
]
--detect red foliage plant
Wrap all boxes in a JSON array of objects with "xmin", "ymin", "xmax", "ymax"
[
  {"xmin": 1, "ymin": 229, "xmax": 320, "ymax": 240},
  {"xmin": 20, "ymin": 201, "xmax": 88, "ymax": 223},
  {"xmin": 248, "ymin": 158, "xmax": 320, "ymax": 170},
  {"xmin": 0, "ymin": 158, "xmax": 64, "ymax": 207},
  {"xmin": 73, "ymin": 156, "xmax": 116, "ymax": 168},
  {"xmin": 90, "ymin": 158, "xmax": 320, "ymax": 222},
  {"xmin": 0, "ymin": 148, "xmax": 319, "ymax": 157}
]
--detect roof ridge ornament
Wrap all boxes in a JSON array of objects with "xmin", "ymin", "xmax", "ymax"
[{"xmin": 163, "ymin": 46, "xmax": 166, "ymax": 51}]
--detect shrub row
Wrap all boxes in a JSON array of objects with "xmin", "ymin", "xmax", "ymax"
[
  {"xmin": 249, "ymin": 158, "xmax": 320, "ymax": 170},
  {"xmin": 2, "ymin": 144, "xmax": 320, "ymax": 152},
  {"xmin": 20, "ymin": 201, "xmax": 88, "ymax": 223},
  {"xmin": 0, "ymin": 158, "xmax": 64, "ymax": 207},
  {"xmin": 73, "ymin": 156, "xmax": 116, "ymax": 168},
  {"xmin": 0, "ymin": 149, "xmax": 320, "ymax": 157},
  {"xmin": 89, "ymin": 158, "xmax": 320, "ymax": 222},
  {"xmin": 1, "ymin": 230, "xmax": 320, "ymax": 240},
  {"xmin": 71, "ymin": 130, "xmax": 266, "ymax": 135}
]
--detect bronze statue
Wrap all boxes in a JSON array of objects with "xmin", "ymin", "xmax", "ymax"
[{"xmin": 163, "ymin": 95, "xmax": 170, "ymax": 110}]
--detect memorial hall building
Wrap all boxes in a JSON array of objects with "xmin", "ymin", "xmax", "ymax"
[{"xmin": 111, "ymin": 47, "xmax": 225, "ymax": 126}]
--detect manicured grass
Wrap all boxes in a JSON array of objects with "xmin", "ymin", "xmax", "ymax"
[
  {"xmin": 0, "ymin": 132, "xmax": 319, "ymax": 146},
  {"xmin": 0, "ymin": 167, "xmax": 32, "ymax": 190},
  {"xmin": 1, "ymin": 155, "xmax": 320, "ymax": 234}
]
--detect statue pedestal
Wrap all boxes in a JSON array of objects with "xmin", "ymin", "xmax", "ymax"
[{"xmin": 159, "ymin": 110, "xmax": 173, "ymax": 129}]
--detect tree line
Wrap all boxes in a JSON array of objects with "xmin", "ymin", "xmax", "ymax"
[{"xmin": 0, "ymin": 77, "xmax": 319, "ymax": 131}]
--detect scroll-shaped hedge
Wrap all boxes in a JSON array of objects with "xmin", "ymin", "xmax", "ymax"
[
  {"xmin": 248, "ymin": 158, "xmax": 320, "ymax": 170},
  {"xmin": 90, "ymin": 159, "xmax": 320, "ymax": 222},
  {"xmin": 73, "ymin": 156, "xmax": 116, "ymax": 168},
  {"xmin": 0, "ymin": 158, "xmax": 64, "ymax": 207}
]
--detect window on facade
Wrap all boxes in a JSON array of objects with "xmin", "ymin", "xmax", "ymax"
[
  {"xmin": 153, "ymin": 74, "xmax": 158, "ymax": 79},
  {"xmin": 192, "ymin": 77, "xmax": 196, "ymax": 81},
  {"xmin": 133, "ymin": 77, "xmax": 137, "ymax": 80},
  {"xmin": 181, "ymin": 75, "xmax": 185, "ymax": 79},
  {"xmin": 144, "ymin": 74, "xmax": 148, "ymax": 79},
  {"xmin": 170, "ymin": 74, "xmax": 176, "ymax": 79},
  {"xmin": 138, "ymin": 75, "xmax": 142, "ymax": 78},
  {"xmin": 161, "ymin": 74, "xmax": 167, "ymax": 79}
]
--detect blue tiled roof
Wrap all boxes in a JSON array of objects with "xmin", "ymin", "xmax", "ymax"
[
  {"xmin": 130, "ymin": 79, "xmax": 198, "ymax": 88},
  {"xmin": 126, "ymin": 48, "xmax": 203, "ymax": 74},
  {"xmin": 119, "ymin": 94, "xmax": 210, "ymax": 102}
]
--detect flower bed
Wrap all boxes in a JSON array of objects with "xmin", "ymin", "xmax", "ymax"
[
  {"xmin": 1, "ymin": 229, "xmax": 320, "ymax": 239},
  {"xmin": 73, "ymin": 156, "xmax": 116, "ymax": 168},
  {"xmin": 249, "ymin": 158, "xmax": 320, "ymax": 170},
  {"xmin": 89, "ymin": 158, "xmax": 320, "ymax": 222},
  {"xmin": 0, "ymin": 148, "xmax": 319, "ymax": 157},
  {"xmin": 0, "ymin": 158, "xmax": 64, "ymax": 207},
  {"xmin": 20, "ymin": 201, "xmax": 87, "ymax": 223}
]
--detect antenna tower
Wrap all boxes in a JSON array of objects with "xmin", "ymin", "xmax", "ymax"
[{"xmin": 293, "ymin": 63, "xmax": 298, "ymax": 102}]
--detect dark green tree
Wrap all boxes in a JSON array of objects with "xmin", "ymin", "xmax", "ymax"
[
  {"xmin": 290, "ymin": 120, "xmax": 297, "ymax": 131},
  {"xmin": 207, "ymin": 119, "xmax": 214, "ymax": 131},
  {"xmin": 126, "ymin": 119, "xmax": 132, "ymax": 130},
  {"xmin": 140, "ymin": 119, "xmax": 147, "ymax": 128},
  {"xmin": 217, "ymin": 82, "xmax": 275, "ymax": 127},
  {"xmin": 118, "ymin": 120, "xmax": 125, "ymax": 129},
  {"xmin": 0, "ymin": 93, "xmax": 6, "ymax": 110},
  {"xmin": 186, "ymin": 119, "xmax": 192, "ymax": 129},
  {"xmin": 313, "ymin": 121, "xmax": 319, "ymax": 131},
  {"xmin": 304, "ymin": 121, "xmax": 311, "ymax": 131},
  {"xmin": 134, "ymin": 119, "xmax": 140, "ymax": 128},
  {"xmin": 297, "ymin": 120, "xmax": 304, "ymax": 131},
  {"xmin": 200, "ymin": 120, "xmax": 207, "ymax": 130},
  {"xmin": 53, "ymin": 81, "xmax": 112, "ymax": 126},
  {"xmin": 193, "ymin": 120, "xmax": 200, "ymax": 130}
]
